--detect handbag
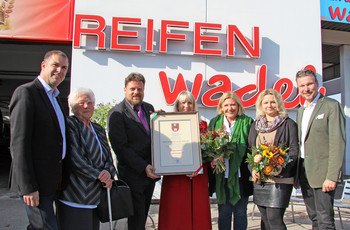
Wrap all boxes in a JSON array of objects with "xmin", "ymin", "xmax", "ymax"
[{"xmin": 97, "ymin": 180, "xmax": 134, "ymax": 223}]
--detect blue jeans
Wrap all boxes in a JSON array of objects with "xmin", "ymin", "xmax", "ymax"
[
  {"xmin": 22, "ymin": 194, "xmax": 58, "ymax": 230},
  {"xmin": 218, "ymin": 180, "xmax": 249, "ymax": 230}
]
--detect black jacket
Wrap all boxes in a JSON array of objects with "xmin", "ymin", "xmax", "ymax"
[{"xmin": 108, "ymin": 99, "xmax": 157, "ymax": 192}]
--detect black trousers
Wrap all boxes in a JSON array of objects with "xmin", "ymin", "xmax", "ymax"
[
  {"xmin": 128, "ymin": 182, "xmax": 155, "ymax": 230},
  {"xmin": 258, "ymin": 205, "xmax": 286, "ymax": 230},
  {"xmin": 56, "ymin": 201, "xmax": 100, "ymax": 230},
  {"xmin": 299, "ymin": 159, "xmax": 335, "ymax": 230}
]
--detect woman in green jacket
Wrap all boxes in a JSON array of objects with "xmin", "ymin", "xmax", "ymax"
[{"xmin": 209, "ymin": 91, "xmax": 253, "ymax": 230}]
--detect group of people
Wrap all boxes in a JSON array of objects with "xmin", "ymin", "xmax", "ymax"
[{"xmin": 9, "ymin": 49, "xmax": 345, "ymax": 230}]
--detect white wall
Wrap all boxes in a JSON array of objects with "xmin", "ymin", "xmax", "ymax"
[{"xmin": 71, "ymin": 0, "xmax": 322, "ymax": 121}]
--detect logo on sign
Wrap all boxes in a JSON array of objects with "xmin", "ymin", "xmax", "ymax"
[{"xmin": 172, "ymin": 123, "xmax": 179, "ymax": 132}]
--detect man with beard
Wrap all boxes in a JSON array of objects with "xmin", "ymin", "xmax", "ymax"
[
  {"xmin": 108, "ymin": 73, "xmax": 160, "ymax": 230},
  {"xmin": 296, "ymin": 69, "xmax": 345, "ymax": 230},
  {"xmin": 9, "ymin": 50, "xmax": 69, "ymax": 230}
]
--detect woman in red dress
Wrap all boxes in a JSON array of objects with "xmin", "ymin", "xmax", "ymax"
[{"xmin": 158, "ymin": 91, "xmax": 212, "ymax": 230}]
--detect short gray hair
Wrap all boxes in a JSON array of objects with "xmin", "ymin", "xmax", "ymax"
[{"xmin": 68, "ymin": 87, "xmax": 96, "ymax": 114}]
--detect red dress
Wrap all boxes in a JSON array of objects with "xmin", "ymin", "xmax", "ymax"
[{"xmin": 158, "ymin": 121, "xmax": 212, "ymax": 230}]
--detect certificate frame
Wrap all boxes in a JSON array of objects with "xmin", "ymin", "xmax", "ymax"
[{"xmin": 151, "ymin": 112, "xmax": 202, "ymax": 175}]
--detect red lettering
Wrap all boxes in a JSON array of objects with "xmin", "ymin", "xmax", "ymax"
[
  {"xmin": 194, "ymin": 23, "xmax": 222, "ymax": 55},
  {"xmin": 73, "ymin": 15, "xmax": 106, "ymax": 49},
  {"xmin": 160, "ymin": 20, "xmax": 189, "ymax": 53},
  {"xmin": 329, "ymin": 6, "xmax": 347, "ymax": 20},
  {"xmin": 234, "ymin": 65, "xmax": 267, "ymax": 107},
  {"xmin": 159, "ymin": 64, "xmax": 323, "ymax": 108},
  {"xmin": 273, "ymin": 78, "xmax": 300, "ymax": 109},
  {"xmin": 111, "ymin": 17, "xmax": 141, "ymax": 51},
  {"xmin": 227, "ymin": 26, "xmax": 260, "ymax": 58},
  {"xmin": 159, "ymin": 71, "xmax": 203, "ymax": 104},
  {"xmin": 146, "ymin": 19, "xmax": 154, "ymax": 52},
  {"xmin": 202, "ymin": 75, "xmax": 232, "ymax": 107}
]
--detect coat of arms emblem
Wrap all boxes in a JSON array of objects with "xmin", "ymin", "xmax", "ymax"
[{"xmin": 171, "ymin": 123, "xmax": 179, "ymax": 132}]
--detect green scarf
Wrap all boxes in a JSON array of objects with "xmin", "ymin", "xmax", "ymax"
[{"xmin": 208, "ymin": 114, "xmax": 252, "ymax": 206}]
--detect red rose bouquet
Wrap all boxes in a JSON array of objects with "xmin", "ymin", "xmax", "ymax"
[
  {"xmin": 246, "ymin": 143, "xmax": 292, "ymax": 183},
  {"xmin": 200, "ymin": 126, "xmax": 235, "ymax": 174}
]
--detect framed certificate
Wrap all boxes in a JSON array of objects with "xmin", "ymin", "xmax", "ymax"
[{"xmin": 151, "ymin": 112, "xmax": 202, "ymax": 175}]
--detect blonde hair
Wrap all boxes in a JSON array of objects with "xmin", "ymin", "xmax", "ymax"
[
  {"xmin": 217, "ymin": 92, "xmax": 245, "ymax": 116},
  {"xmin": 174, "ymin": 91, "xmax": 198, "ymax": 112},
  {"xmin": 255, "ymin": 89, "xmax": 287, "ymax": 118}
]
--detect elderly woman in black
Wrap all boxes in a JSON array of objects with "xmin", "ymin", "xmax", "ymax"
[
  {"xmin": 248, "ymin": 89, "xmax": 298, "ymax": 230},
  {"xmin": 57, "ymin": 87, "xmax": 116, "ymax": 230}
]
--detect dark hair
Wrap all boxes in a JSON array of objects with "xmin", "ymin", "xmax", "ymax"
[
  {"xmin": 295, "ymin": 69, "xmax": 318, "ymax": 83},
  {"xmin": 125, "ymin": 73, "xmax": 145, "ymax": 87},
  {"xmin": 43, "ymin": 50, "xmax": 69, "ymax": 63}
]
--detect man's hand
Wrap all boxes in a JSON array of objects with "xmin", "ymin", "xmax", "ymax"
[
  {"xmin": 23, "ymin": 191, "xmax": 39, "ymax": 207},
  {"xmin": 145, "ymin": 164, "xmax": 160, "ymax": 179},
  {"xmin": 322, "ymin": 179, "xmax": 337, "ymax": 192}
]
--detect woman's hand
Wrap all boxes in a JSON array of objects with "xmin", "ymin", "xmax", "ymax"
[
  {"xmin": 98, "ymin": 170, "xmax": 111, "ymax": 184},
  {"xmin": 103, "ymin": 178, "xmax": 113, "ymax": 189},
  {"xmin": 252, "ymin": 170, "xmax": 260, "ymax": 180},
  {"xmin": 212, "ymin": 156, "xmax": 224, "ymax": 166},
  {"xmin": 186, "ymin": 171, "xmax": 198, "ymax": 178}
]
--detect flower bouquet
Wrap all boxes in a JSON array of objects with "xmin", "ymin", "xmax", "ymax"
[
  {"xmin": 200, "ymin": 126, "xmax": 235, "ymax": 174},
  {"xmin": 246, "ymin": 143, "xmax": 292, "ymax": 183}
]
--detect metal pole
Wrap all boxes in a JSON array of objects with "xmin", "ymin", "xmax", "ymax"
[{"xmin": 107, "ymin": 188, "xmax": 113, "ymax": 230}]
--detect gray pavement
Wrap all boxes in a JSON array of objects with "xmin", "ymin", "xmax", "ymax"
[{"xmin": 1, "ymin": 186, "xmax": 350, "ymax": 230}]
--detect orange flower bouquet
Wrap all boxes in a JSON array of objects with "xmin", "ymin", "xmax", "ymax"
[
  {"xmin": 246, "ymin": 143, "xmax": 292, "ymax": 183},
  {"xmin": 200, "ymin": 126, "xmax": 235, "ymax": 174}
]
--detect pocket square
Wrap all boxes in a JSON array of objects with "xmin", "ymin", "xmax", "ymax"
[{"xmin": 316, "ymin": 113, "xmax": 324, "ymax": 119}]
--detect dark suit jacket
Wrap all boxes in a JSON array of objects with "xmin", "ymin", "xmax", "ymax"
[
  {"xmin": 9, "ymin": 78, "xmax": 66, "ymax": 196},
  {"xmin": 297, "ymin": 95, "xmax": 346, "ymax": 188},
  {"xmin": 60, "ymin": 116, "xmax": 116, "ymax": 205},
  {"xmin": 108, "ymin": 99, "xmax": 156, "ymax": 192}
]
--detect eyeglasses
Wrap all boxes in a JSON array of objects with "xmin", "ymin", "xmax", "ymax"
[{"xmin": 77, "ymin": 101, "xmax": 94, "ymax": 106}]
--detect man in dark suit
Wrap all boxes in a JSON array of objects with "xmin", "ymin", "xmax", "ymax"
[
  {"xmin": 108, "ymin": 73, "xmax": 160, "ymax": 230},
  {"xmin": 296, "ymin": 69, "xmax": 346, "ymax": 229},
  {"xmin": 9, "ymin": 50, "xmax": 69, "ymax": 230}
]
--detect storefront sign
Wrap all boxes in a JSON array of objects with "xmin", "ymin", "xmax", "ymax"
[
  {"xmin": 71, "ymin": 0, "xmax": 323, "ymax": 115},
  {"xmin": 321, "ymin": 0, "xmax": 350, "ymax": 24}
]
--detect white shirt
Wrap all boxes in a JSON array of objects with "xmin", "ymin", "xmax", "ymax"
[
  {"xmin": 300, "ymin": 93, "xmax": 320, "ymax": 158},
  {"xmin": 223, "ymin": 116, "xmax": 240, "ymax": 178},
  {"xmin": 37, "ymin": 76, "xmax": 66, "ymax": 159}
]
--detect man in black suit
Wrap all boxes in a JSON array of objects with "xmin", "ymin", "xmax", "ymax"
[
  {"xmin": 9, "ymin": 50, "xmax": 69, "ymax": 230},
  {"xmin": 108, "ymin": 73, "xmax": 160, "ymax": 230}
]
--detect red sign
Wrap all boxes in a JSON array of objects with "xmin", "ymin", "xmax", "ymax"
[{"xmin": 0, "ymin": 0, "xmax": 74, "ymax": 42}]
